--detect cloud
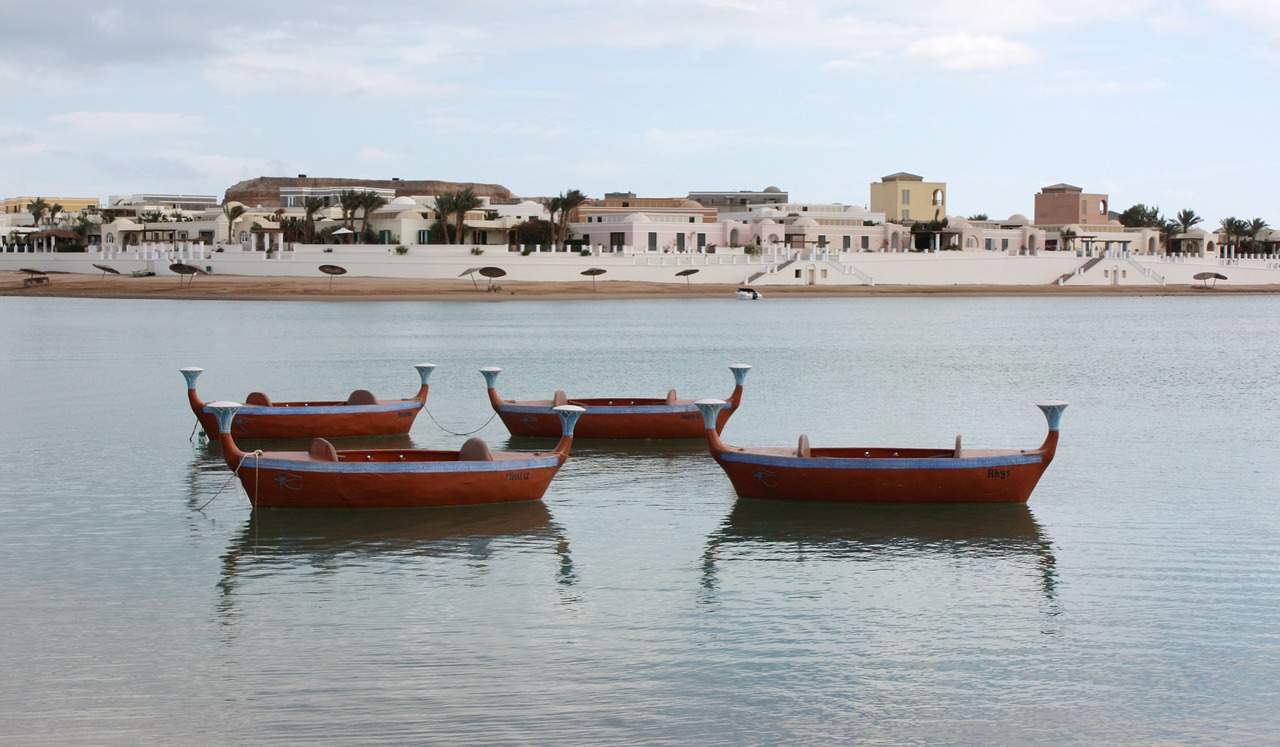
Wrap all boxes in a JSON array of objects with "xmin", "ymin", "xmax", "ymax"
[
  {"xmin": 49, "ymin": 112, "xmax": 210, "ymax": 136},
  {"xmin": 905, "ymin": 34, "xmax": 1041, "ymax": 70}
]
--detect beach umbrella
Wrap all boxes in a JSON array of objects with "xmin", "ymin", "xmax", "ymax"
[
  {"xmin": 168, "ymin": 262, "xmax": 205, "ymax": 288},
  {"xmin": 318, "ymin": 264, "xmax": 347, "ymax": 291},
  {"xmin": 581, "ymin": 267, "xmax": 606, "ymax": 291},
  {"xmin": 332, "ymin": 227, "xmax": 354, "ymax": 244},
  {"xmin": 478, "ymin": 266, "xmax": 506, "ymax": 290},
  {"xmin": 459, "ymin": 267, "xmax": 482, "ymax": 290},
  {"xmin": 1193, "ymin": 271, "xmax": 1227, "ymax": 289},
  {"xmin": 676, "ymin": 268, "xmax": 699, "ymax": 290},
  {"xmin": 93, "ymin": 263, "xmax": 120, "ymax": 286}
]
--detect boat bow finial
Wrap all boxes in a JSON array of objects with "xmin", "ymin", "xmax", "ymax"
[
  {"xmin": 1037, "ymin": 401, "xmax": 1069, "ymax": 431},
  {"xmin": 206, "ymin": 401, "xmax": 242, "ymax": 434},
  {"xmin": 480, "ymin": 367, "xmax": 502, "ymax": 389},
  {"xmin": 180, "ymin": 367, "xmax": 203, "ymax": 389},
  {"xmin": 414, "ymin": 363, "xmax": 437, "ymax": 386},
  {"xmin": 553, "ymin": 404, "xmax": 586, "ymax": 436},
  {"xmin": 729, "ymin": 364, "xmax": 751, "ymax": 387},
  {"xmin": 696, "ymin": 399, "xmax": 726, "ymax": 430}
]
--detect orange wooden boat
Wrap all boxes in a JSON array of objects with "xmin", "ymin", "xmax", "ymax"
[
  {"xmin": 204, "ymin": 401, "xmax": 585, "ymax": 509},
  {"xmin": 482, "ymin": 364, "xmax": 751, "ymax": 439},
  {"xmin": 695, "ymin": 399, "xmax": 1068, "ymax": 504},
  {"xmin": 181, "ymin": 364, "xmax": 434, "ymax": 439}
]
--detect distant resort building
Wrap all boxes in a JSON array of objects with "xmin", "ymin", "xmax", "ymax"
[
  {"xmin": 686, "ymin": 187, "xmax": 789, "ymax": 213},
  {"xmin": 869, "ymin": 173, "xmax": 946, "ymax": 223},
  {"xmin": 1032, "ymin": 183, "xmax": 1167, "ymax": 256}
]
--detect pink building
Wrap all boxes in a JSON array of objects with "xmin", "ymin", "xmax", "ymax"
[{"xmin": 1034, "ymin": 184, "xmax": 1109, "ymax": 226}]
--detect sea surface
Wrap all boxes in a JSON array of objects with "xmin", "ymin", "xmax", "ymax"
[{"xmin": 1, "ymin": 294, "xmax": 1278, "ymax": 746}]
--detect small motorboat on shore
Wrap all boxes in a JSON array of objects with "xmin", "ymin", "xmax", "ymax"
[
  {"xmin": 694, "ymin": 399, "xmax": 1067, "ymax": 504},
  {"xmin": 181, "ymin": 364, "xmax": 435, "ymax": 439},
  {"xmin": 204, "ymin": 401, "xmax": 585, "ymax": 509},
  {"xmin": 482, "ymin": 364, "xmax": 751, "ymax": 439},
  {"xmin": 735, "ymin": 287, "xmax": 762, "ymax": 300}
]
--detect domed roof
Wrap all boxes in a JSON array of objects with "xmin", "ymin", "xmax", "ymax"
[
  {"xmin": 395, "ymin": 210, "xmax": 421, "ymax": 220},
  {"xmin": 1108, "ymin": 219, "xmax": 1122, "ymax": 226},
  {"xmin": 763, "ymin": 186, "xmax": 782, "ymax": 193},
  {"xmin": 846, "ymin": 205, "xmax": 867, "ymax": 214},
  {"xmin": 760, "ymin": 218, "xmax": 777, "ymax": 226},
  {"xmin": 681, "ymin": 199, "xmax": 703, "ymax": 208},
  {"xmin": 793, "ymin": 216, "xmax": 819, "ymax": 227},
  {"xmin": 1008, "ymin": 213, "xmax": 1027, "ymax": 222},
  {"xmin": 1061, "ymin": 224, "xmax": 1081, "ymax": 234},
  {"xmin": 389, "ymin": 196, "xmax": 418, "ymax": 207},
  {"xmin": 625, "ymin": 212, "xmax": 650, "ymax": 223},
  {"xmin": 222, "ymin": 201, "xmax": 245, "ymax": 210},
  {"xmin": 112, "ymin": 218, "xmax": 140, "ymax": 230},
  {"xmin": 950, "ymin": 216, "xmax": 969, "ymax": 227}
]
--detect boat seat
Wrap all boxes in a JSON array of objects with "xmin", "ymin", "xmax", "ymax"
[
  {"xmin": 345, "ymin": 389, "xmax": 378, "ymax": 405},
  {"xmin": 245, "ymin": 392, "xmax": 272, "ymax": 406},
  {"xmin": 797, "ymin": 434, "xmax": 811, "ymax": 458},
  {"xmin": 458, "ymin": 437, "xmax": 494, "ymax": 462},
  {"xmin": 552, "ymin": 390, "xmax": 568, "ymax": 406},
  {"xmin": 666, "ymin": 389, "xmax": 678, "ymax": 404},
  {"xmin": 954, "ymin": 434, "xmax": 962, "ymax": 458},
  {"xmin": 308, "ymin": 438, "xmax": 339, "ymax": 462}
]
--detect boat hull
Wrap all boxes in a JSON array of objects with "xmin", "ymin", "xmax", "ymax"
[
  {"xmin": 231, "ymin": 452, "xmax": 564, "ymax": 509},
  {"xmin": 711, "ymin": 449, "xmax": 1050, "ymax": 504},
  {"xmin": 496, "ymin": 401, "xmax": 733, "ymax": 439},
  {"xmin": 195, "ymin": 400, "xmax": 423, "ymax": 440}
]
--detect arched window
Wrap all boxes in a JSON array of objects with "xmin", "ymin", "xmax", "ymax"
[{"xmin": 932, "ymin": 189, "xmax": 944, "ymax": 207}]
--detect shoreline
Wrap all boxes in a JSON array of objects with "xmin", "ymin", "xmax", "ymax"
[{"xmin": 2, "ymin": 271, "xmax": 1274, "ymax": 302}]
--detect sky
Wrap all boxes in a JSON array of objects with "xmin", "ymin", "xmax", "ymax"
[{"xmin": 2, "ymin": 0, "xmax": 1277, "ymax": 225}]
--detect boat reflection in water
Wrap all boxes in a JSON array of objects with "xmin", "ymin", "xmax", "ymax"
[
  {"xmin": 217, "ymin": 502, "xmax": 576, "ymax": 620},
  {"xmin": 701, "ymin": 500, "xmax": 1057, "ymax": 601}
]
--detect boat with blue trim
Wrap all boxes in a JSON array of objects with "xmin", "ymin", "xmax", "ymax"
[
  {"xmin": 181, "ymin": 364, "xmax": 435, "ymax": 439},
  {"xmin": 482, "ymin": 364, "xmax": 751, "ymax": 439},
  {"xmin": 204, "ymin": 401, "xmax": 585, "ymax": 509},
  {"xmin": 694, "ymin": 400, "xmax": 1067, "ymax": 503}
]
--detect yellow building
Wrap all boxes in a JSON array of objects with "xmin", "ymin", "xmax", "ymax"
[
  {"xmin": 3, "ymin": 196, "xmax": 100, "ymax": 221},
  {"xmin": 868, "ymin": 173, "xmax": 946, "ymax": 223}
]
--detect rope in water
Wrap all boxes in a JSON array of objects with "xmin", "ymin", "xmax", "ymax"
[
  {"xmin": 423, "ymin": 407, "xmax": 498, "ymax": 436},
  {"xmin": 196, "ymin": 449, "xmax": 262, "ymax": 512}
]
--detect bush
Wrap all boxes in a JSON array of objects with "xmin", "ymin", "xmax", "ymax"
[
  {"xmin": 522, "ymin": 247, "xmax": 533, "ymax": 256},
  {"xmin": 471, "ymin": 247, "xmax": 484, "ymax": 255},
  {"xmin": 395, "ymin": 245, "xmax": 409, "ymax": 255},
  {"xmin": 580, "ymin": 248, "xmax": 591, "ymax": 256}
]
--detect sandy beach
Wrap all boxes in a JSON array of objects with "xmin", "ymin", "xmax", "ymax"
[{"xmin": 2, "ymin": 270, "xmax": 1274, "ymax": 301}]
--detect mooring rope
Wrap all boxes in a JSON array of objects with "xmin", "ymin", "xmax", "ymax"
[
  {"xmin": 196, "ymin": 449, "xmax": 262, "ymax": 512},
  {"xmin": 423, "ymin": 407, "xmax": 498, "ymax": 436},
  {"xmin": 188, "ymin": 421, "xmax": 203, "ymax": 442}
]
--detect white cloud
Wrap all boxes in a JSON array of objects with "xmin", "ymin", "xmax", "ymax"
[
  {"xmin": 905, "ymin": 34, "xmax": 1040, "ymax": 71},
  {"xmin": 49, "ymin": 112, "xmax": 210, "ymax": 136}
]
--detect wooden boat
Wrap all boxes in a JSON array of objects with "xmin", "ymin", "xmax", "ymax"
[
  {"xmin": 204, "ymin": 401, "xmax": 585, "ymax": 509},
  {"xmin": 695, "ymin": 399, "xmax": 1068, "ymax": 504},
  {"xmin": 482, "ymin": 364, "xmax": 751, "ymax": 439},
  {"xmin": 181, "ymin": 364, "xmax": 435, "ymax": 439}
]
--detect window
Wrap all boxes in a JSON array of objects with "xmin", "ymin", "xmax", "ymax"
[
  {"xmin": 902, "ymin": 189, "xmax": 910, "ymax": 204},
  {"xmin": 648, "ymin": 232, "xmax": 657, "ymax": 250},
  {"xmin": 418, "ymin": 229, "xmax": 430, "ymax": 244},
  {"xmin": 843, "ymin": 236, "xmax": 851, "ymax": 250},
  {"xmin": 676, "ymin": 234, "xmax": 686, "ymax": 251},
  {"xmin": 903, "ymin": 210, "xmax": 910, "ymax": 220},
  {"xmin": 1001, "ymin": 238, "xmax": 1009, "ymax": 251},
  {"xmin": 582, "ymin": 234, "xmax": 590, "ymax": 246},
  {"xmin": 932, "ymin": 189, "xmax": 943, "ymax": 207},
  {"xmin": 697, "ymin": 233, "xmax": 706, "ymax": 249},
  {"xmin": 861, "ymin": 236, "xmax": 870, "ymax": 250},
  {"xmin": 985, "ymin": 238, "xmax": 995, "ymax": 250}
]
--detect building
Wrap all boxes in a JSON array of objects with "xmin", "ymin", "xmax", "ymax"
[
  {"xmin": 869, "ymin": 173, "xmax": 946, "ymax": 223},
  {"xmin": 686, "ymin": 187, "xmax": 789, "ymax": 213},
  {"xmin": 3, "ymin": 196, "xmax": 100, "ymax": 223},
  {"xmin": 1033, "ymin": 184, "xmax": 1109, "ymax": 226},
  {"xmin": 223, "ymin": 176, "xmax": 514, "ymax": 208}
]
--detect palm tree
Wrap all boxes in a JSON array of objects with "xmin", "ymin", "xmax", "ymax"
[
  {"xmin": 431, "ymin": 192, "xmax": 458, "ymax": 243},
  {"xmin": 1247, "ymin": 218, "xmax": 1269, "ymax": 242},
  {"xmin": 302, "ymin": 197, "xmax": 326, "ymax": 244},
  {"xmin": 357, "ymin": 191, "xmax": 389, "ymax": 242},
  {"xmin": 222, "ymin": 203, "xmax": 248, "ymax": 243},
  {"xmin": 337, "ymin": 190, "xmax": 364, "ymax": 236},
  {"xmin": 1159, "ymin": 219, "xmax": 1179, "ymax": 255},
  {"xmin": 553, "ymin": 189, "xmax": 587, "ymax": 248},
  {"xmin": 1176, "ymin": 209, "xmax": 1202, "ymax": 234},
  {"xmin": 27, "ymin": 197, "xmax": 49, "ymax": 228},
  {"xmin": 47, "ymin": 203, "xmax": 65, "ymax": 227},
  {"xmin": 443, "ymin": 188, "xmax": 482, "ymax": 246}
]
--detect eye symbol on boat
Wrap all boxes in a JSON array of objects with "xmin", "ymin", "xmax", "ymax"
[
  {"xmin": 752, "ymin": 470, "xmax": 778, "ymax": 488},
  {"xmin": 521, "ymin": 416, "xmax": 537, "ymax": 426},
  {"xmin": 275, "ymin": 473, "xmax": 303, "ymax": 491}
]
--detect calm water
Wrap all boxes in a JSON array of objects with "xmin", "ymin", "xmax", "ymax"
[{"xmin": 2, "ymin": 295, "xmax": 1278, "ymax": 745}]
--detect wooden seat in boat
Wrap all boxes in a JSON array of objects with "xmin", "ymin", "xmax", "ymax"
[
  {"xmin": 458, "ymin": 437, "xmax": 494, "ymax": 462},
  {"xmin": 797, "ymin": 434, "xmax": 811, "ymax": 458},
  {"xmin": 345, "ymin": 389, "xmax": 378, "ymax": 406},
  {"xmin": 954, "ymin": 434, "xmax": 962, "ymax": 458},
  {"xmin": 245, "ymin": 392, "xmax": 272, "ymax": 406},
  {"xmin": 309, "ymin": 438, "xmax": 339, "ymax": 462},
  {"xmin": 552, "ymin": 390, "xmax": 568, "ymax": 406},
  {"xmin": 666, "ymin": 389, "xmax": 678, "ymax": 404}
]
